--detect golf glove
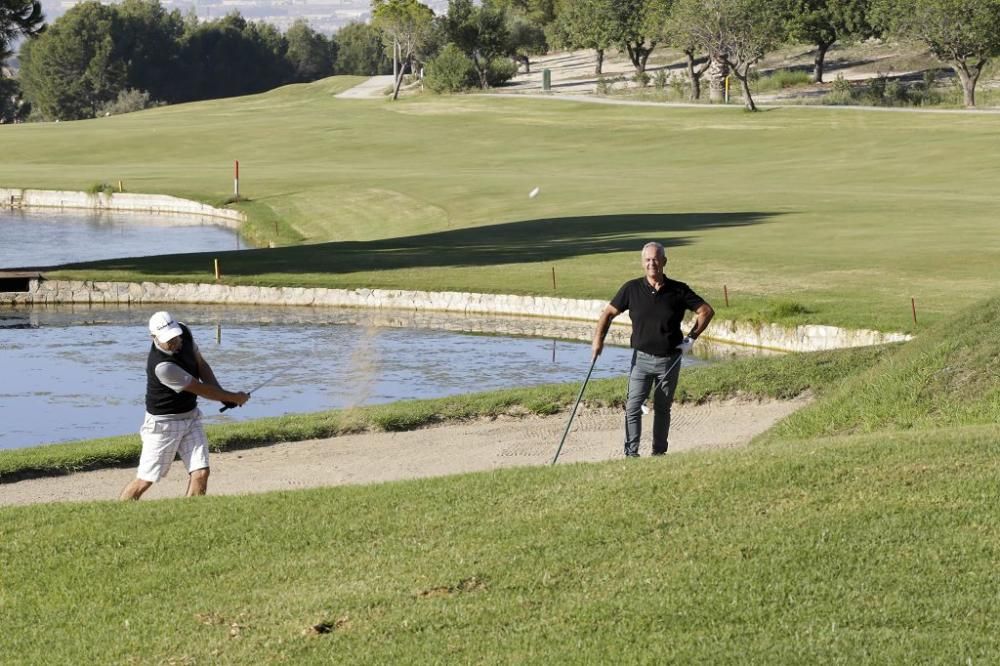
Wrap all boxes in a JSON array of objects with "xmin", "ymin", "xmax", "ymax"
[{"xmin": 676, "ymin": 336, "xmax": 695, "ymax": 354}]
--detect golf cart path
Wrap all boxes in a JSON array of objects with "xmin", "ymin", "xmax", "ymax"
[{"xmin": 1, "ymin": 397, "xmax": 808, "ymax": 506}]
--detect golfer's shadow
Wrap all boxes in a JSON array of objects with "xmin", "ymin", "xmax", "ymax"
[{"xmin": 69, "ymin": 211, "xmax": 779, "ymax": 275}]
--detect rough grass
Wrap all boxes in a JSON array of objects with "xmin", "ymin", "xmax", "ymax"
[
  {"xmin": 3, "ymin": 422, "xmax": 999, "ymax": 663},
  {"xmin": 761, "ymin": 295, "xmax": 1000, "ymax": 442}
]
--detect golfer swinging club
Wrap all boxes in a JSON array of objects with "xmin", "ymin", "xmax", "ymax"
[
  {"xmin": 592, "ymin": 242, "xmax": 714, "ymax": 458},
  {"xmin": 120, "ymin": 312, "xmax": 250, "ymax": 500}
]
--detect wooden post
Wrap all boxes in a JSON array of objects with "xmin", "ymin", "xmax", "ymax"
[
  {"xmin": 724, "ymin": 284, "xmax": 729, "ymax": 307},
  {"xmin": 551, "ymin": 266, "xmax": 557, "ymax": 290},
  {"xmin": 214, "ymin": 258, "xmax": 220, "ymax": 281},
  {"xmin": 911, "ymin": 297, "xmax": 917, "ymax": 325}
]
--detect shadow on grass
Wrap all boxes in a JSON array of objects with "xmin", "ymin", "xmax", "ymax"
[{"xmin": 58, "ymin": 211, "xmax": 779, "ymax": 276}]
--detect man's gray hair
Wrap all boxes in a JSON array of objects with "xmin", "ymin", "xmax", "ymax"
[{"xmin": 642, "ymin": 241, "xmax": 666, "ymax": 259}]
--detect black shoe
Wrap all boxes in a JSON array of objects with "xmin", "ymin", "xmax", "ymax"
[
  {"xmin": 624, "ymin": 452, "xmax": 640, "ymax": 458},
  {"xmin": 651, "ymin": 450, "xmax": 666, "ymax": 457}
]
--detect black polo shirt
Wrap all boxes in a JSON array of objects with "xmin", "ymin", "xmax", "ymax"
[{"xmin": 611, "ymin": 277, "xmax": 706, "ymax": 356}]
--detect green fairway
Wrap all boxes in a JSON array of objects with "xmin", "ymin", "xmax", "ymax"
[
  {"xmin": 4, "ymin": 424, "xmax": 999, "ymax": 663},
  {"xmin": 2, "ymin": 77, "xmax": 998, "ymax": 331}
]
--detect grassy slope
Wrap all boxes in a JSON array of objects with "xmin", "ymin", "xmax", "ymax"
[
  {"xmin": 3, "ymin": 424, "xmax": 999, "ymax": 663},
  {"xmin": 1, "ymin": 77, "xmax": 999, "ymax": 331},
  {"xmin": 762, "ymin": 295, "xmax": 1000, "ymax": 441}
]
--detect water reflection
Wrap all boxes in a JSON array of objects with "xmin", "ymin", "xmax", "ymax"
[
  {"xmin": 0, "ymin": 304, "xmax": 725, "ymax": 450},
  {"xmin": 0, "ymin": 209, "xmax": 240, "ymax": 269}
]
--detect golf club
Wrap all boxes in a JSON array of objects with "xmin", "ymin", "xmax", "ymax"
[
  {"xmin": 551, "ymin": 355, "xmax": 598, "ymax": 465},
  {"xmin": 219, "ymin": 368, "xmax": 289, "ymax": 412}
]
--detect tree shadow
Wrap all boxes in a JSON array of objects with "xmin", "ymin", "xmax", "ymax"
[{"xmin": 60, "ymin": 211, "xmax": 780, "ymax": 276}]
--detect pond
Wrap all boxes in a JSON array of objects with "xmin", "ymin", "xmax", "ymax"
[
  {"xmin": 0, "ymin": 208, "xmax": 241, "ymax": 268},
  {"xmin": 0, "ymin": 304, "xmax": 718, "ymax": 450}
]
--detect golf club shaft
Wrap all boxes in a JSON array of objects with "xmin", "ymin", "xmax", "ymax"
[
  {"xmin": 551, "ymin": 355, "xmax": 598, "ymax": 465},
  {"xmin": 219, "ymin": 368, "xmax": 289, "ymax": 412}
]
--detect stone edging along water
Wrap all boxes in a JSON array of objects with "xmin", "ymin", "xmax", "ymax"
[
  {"xmin": 2, "ymin": 278, "xmax": 912, "ymax": 352},
  {"xmin": 0, "ymin": 188, "xmax": 244, "ymax": 226}
]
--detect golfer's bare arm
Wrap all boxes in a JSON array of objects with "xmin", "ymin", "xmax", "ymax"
[
  {"xmin": 184, "ymin": 349, "xmax": 249, "ymax": 405},
  {"xmin": 194, "ymin": 347, "xmax": 221, "ymax": 388},
  {"xmin": 688, "ymin": 303, "xmax": 715, "ymax": 339},
  {"xmin": 592, "ymin": 304, "xmax": 621, "ymax": 359}
]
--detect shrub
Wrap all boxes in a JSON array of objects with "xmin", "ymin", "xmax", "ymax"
[
  {"xmin": 754, "ymin": 69, "xmax": 811, "ymax": 92},
  {"xmin": 95, "ymin": 89, "xmax": 161, "ymax": 117},
  {"xmin": 484, "ymin": 57, "xmax": 519, "ymax": 88},
  {"xmin": 424, "ymin": 44, "xmax": 476, "ymax": 93},
  {"xmin": 595, "ymin": 75, "xmax": 613, "ymax": 95},
  {"xmin": 653, "ymin": 69, "xmax": 667, "ymax": 90},
  {"xmin": 633, "ymin": 71, "xmax": 650, "ymax": 88}
]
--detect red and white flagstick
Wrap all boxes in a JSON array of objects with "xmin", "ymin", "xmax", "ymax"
[{"xmin": 234, "ymin": 160, "xmax": 240, "ymax": 201}]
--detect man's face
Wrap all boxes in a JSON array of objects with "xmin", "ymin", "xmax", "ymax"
[
  {"xmin": 156, "ymin": 335, "xmax": 183, "ymax": 354},
  {"xmin": 642, "ymin": 246, "xmax": 665, "ymax": 279}
]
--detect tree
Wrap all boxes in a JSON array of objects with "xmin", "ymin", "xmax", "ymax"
[
  {"xmin": 372, "ymin": 0, "xmax": 435, "ymax": 100},
  {"xmin": 672, "ymin": 0, "xmax": 790, "ymax": 110},
  {"xmin": 785, "ymin": 0, "xmax": 876, "ymax": 82},
  {"xmin": 442, "ymin": 0, "xmax": 512, "ymax": 88},
  {"xmin": 872, "ymin": 0, "xmax": 1000, "ymax": 107},
  {"xmin": 112, "ymin": 0, "xmax": 183, "ymax": 101},
  {"xmin": 173, "ymin": 13, "xmax": 292, "ymax": 103},
  {"xmin": 665, "ymin": 3, "xmax": 710, "ymax": 99},
  {"xmin": 18, "ymin": 0, "xmax": 125, "ymax": 119},
  {"xmin": 1, "ymin": 0, "xmax": 43, "ymax": 61},
  {"xmin": 507, "ymin": 12, "xmax": 547, "ymax": 72},
  {"xmin": 334, "ymin": 21, "xmax": 392, "ymax": 75},
  {"xmin": 1, "ymin": 0, "xmax": 43, "ymax": 122},
  {"xmin": 547, "ymin": 0, "xmax": 616, "ymax": 74},
  {"xmin": 285, "ymin": 18, "xmax": 335, "ymax": 81},
  {"xmin": 610, "ymin": 0, "xmax": 674, "ymax": 75}
]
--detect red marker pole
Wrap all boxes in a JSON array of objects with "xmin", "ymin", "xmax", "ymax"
[{"xmin": 234, "ymin": 160, "xmax": 240, "ymax": 201}]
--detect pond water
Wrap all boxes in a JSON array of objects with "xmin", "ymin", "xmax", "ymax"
[
  {"xmin": 0, "ymin": 305, "xmax": 715, "ymax": 450},
  {"xmin": 0, "ymin": 209, "xmax": 241, "ymax": 268}
]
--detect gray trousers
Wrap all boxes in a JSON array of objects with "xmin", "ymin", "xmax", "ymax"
[{"xmin": 624, "ymin": 350, "xmax": 682, "ymax": 456}]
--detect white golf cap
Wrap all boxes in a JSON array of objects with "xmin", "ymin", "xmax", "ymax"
[{"xmin": 148, "ymin": 311, "xmax": 183, "ymax": 344}]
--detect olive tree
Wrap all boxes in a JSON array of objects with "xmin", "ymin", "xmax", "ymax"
[
  {"xmin": 672, "ymin": 0, "xmax": 790, "ymax": 110},
  {"xmin": 372, "ymin": 0, "xmax": 435, "ymax": 100},
  {"xmin": 872, "ymin": 0, "xmax": 1000, "ymax": 107}
]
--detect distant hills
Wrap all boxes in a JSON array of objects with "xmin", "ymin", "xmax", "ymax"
[{"xmin": 39, "ymin": 0, "xmax": 451, "ymax": 34}]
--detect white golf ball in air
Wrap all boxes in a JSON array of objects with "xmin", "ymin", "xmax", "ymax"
[{"xmin": 529, "ymin": 187, "xmax": 540, "ymax": 199}]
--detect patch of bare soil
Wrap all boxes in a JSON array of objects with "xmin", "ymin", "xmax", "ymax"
[{"xmin": 0, "ymin": 397, "xmax": 810, "ymax": 506}]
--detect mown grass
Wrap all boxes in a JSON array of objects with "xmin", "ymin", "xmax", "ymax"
[
  {"xmin": 0, "ymin": 343, "xmax": 891, "ymax": 481},
  {"xmin": 2, "ymin": 77, "xmax": 1000, "ymax": 331},
  {"xmin": 3, "ymin": 422, "xmax": 999, "ymax": 663}
]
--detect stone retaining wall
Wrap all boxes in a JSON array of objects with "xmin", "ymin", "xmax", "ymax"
[
  {"xmin": 0, "ymin": 278, "xmax": 912, "ymax": 352},
  {"xmin": 0, "ymin": 188, "xmax": 244, "ymax": 226}
]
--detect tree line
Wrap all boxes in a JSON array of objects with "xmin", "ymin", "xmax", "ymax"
[
  {"xmin": 3, "ymin": 0, "xmax": 1000, "ymax": 122},
  {"xmin": 1, "ymin": 0, "xmax": 396, "ymax": 121}
]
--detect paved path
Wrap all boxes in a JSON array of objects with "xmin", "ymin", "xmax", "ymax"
[{"xmin": 336, "ymin": 75, "xmax": 394, "ymax": 99}]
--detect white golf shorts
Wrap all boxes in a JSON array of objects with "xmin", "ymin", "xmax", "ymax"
[{"xmin": 136, "ymin": 410, "xmax": 210, "ymax": 482}]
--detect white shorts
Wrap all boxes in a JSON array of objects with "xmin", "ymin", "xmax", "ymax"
[{"xmin": 136, "ymin": 410, "xmax": 210, "ymax": 482}]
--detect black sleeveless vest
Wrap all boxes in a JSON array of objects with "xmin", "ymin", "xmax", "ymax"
[{"xmin": 145, "ymin": 323, "xmax": 201, "ymax": 415}]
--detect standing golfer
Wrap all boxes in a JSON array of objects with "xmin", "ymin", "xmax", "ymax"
[
  {"xmin": 120, "ymin": 311, "xmax": 249, "ymax": 500},
  {"xmin": 592, "ymin": 242, "xmax": 714, "ymax": 457}
]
